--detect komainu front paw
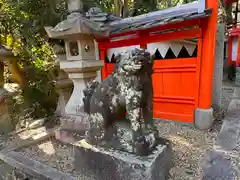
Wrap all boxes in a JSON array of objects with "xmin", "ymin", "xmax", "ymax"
[{"xmin": 134, "ymin": 136, "xmax": 150, "ymax": 156}]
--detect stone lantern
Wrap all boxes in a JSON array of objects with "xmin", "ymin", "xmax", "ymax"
[
  {"xmin": 45, "ymin": 0, "xmax": 106, "ymax": 132},
  {"xmin": 0, "ymin": 45, "xmax": 16, "ymax": 134}
]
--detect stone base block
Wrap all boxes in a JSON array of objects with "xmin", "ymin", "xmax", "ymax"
[
  {"xmin": 194, "ymin": 108, "xmax": 213, "ymax": 130},
  {"xmin": 55, "ymin": 127, "xmax": 84, "ymax": 144},
  {"xmin": 73, "ymin": 138, "xmax": 173, "ymax": 180},
  {"xmin": 60, "ymin": 114, "xmax": 90, "ymax": 132}
]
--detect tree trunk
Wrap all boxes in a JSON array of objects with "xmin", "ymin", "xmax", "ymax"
[
  {"xmin": 131, "ymin": 0, "xmax": 141, "ymax": 16},
  {"xmin": 226, "ymin": 4, "xmax": 233, "ymax": 25},
  {"xmin": 122, "ymin": 0, "xmax": 129, "ymax": 18},
  {"xmin": 7, "ymin": 60, "xmax": 27, "ymax": 89},
  {"xmin": 114, "ymin": 0, "xmax": 122, "ymax": 16},
  {"xmin": 234, "ymin": 1, "xmax": 238, "ymax": 24},
  {"xmin": 167, "ymin": 0, "xmax": 172, "ymax": 7},
  {"xmin": 0, "ymin": 61, "xmax": 4, "ymax": 88},
  {"xmin": 219, "ymin": 0, "xmax": 233, "ymax": 25}
]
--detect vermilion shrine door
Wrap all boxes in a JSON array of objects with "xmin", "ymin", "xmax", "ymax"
[{"xmin": 99, "ymin": 34, "xmax": 201, "ymax": 123}]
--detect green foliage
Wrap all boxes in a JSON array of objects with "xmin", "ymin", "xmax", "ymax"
[
  {"xmin": 130, "ymin": 0, "xmax": 158, "ymax": 16},
  {"xmin": 0, "ymin": 0, "xmax": 61, "ymax": 124}
]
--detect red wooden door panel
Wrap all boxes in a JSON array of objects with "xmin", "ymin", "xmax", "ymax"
[{"xmin": 152, "ymin": 58, "xmax": 199, "ymax": 123}]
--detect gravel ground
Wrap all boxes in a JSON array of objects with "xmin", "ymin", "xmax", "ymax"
[
  {"xmin": 221, "ymin": 84, "xmax": 235, "ymax": 113},
  {"xmin": 0, "ymin": 83, "xmax": 235, "ymax": 180},
  {"xmin": 155, "ymin": 83, "xmax": 235, "ymax": 180},
  {"xmin": 156, "ymin": 120, "xmax": 218, "ymax": 180},
  {"xmin": 16, "ymin": 137, "xmax": 77, "ymax": 176},
  {"xmin": 15, "ymin": 122, "xmax": 222, "ymax": 180}
]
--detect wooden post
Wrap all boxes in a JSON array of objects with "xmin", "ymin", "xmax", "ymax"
[
  {"xmin": 198, "ymin": 0, "xmax": 218, "ymax": 109},
  {"xmin": 228, "ymin": 36, "xmax": 233, "ymax": 66},
  {"xmin": 167, "ymin": 0, "xmax": 172, "ymax": 8},
  {"xmin": 195, "ymin": 0, "xmax": 218, "ymax": 129},
  {"xmin": 99, "ymin": 48, "xmax": 107, "ymax": 79},
  {"xmin": 0, "ymin": 61, "xmax": 4, "ymax": 88},
  {"xmin": 236, "ymin": 36, "xmax": 240, "ymax": 66},
  {"xmin": 235, "ymin": 36, "xmax": 240, "ymax": 86},
  {"xmin": 140, "ymin": 44, "xmax": 147, "ymax": 49}
]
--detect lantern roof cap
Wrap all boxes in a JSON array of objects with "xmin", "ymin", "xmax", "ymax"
[{"xmin": 45, "ymin": 12, "xmax": 112, "ymax": 39}]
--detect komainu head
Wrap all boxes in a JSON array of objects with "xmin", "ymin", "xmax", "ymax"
[{"xmin": 115, "ymin": 48, "xmax": 152, "ymax": 74}]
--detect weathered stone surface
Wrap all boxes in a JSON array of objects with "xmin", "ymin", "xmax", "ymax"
[
  {"xmin": 73, "ymin": 138, "xmax": 173, "ymax": 180},
  {"xmin": 201, "ymin": 87, "xmax": 240, "ymax": 180},
  {"xmin": 0, "ymin": 151, "xmax": 77, "ymax": 180},
  {"xmin": 215, "ymin": 89, "xmax": 240, "ymax": 151},
  {"xmin": 83, "ymin": 48, "xmax": 159, "ymax": 156},
  {"xmin": 55, "ymin": 88, "xmax": 72, "ymax": 117},
  {"xmin": 232, "ymin": 87, "xmax": 240, "ymax": 99},
  {"xmin": 51, "ymin": 54, "xmax": 73, "ymax": 117},
  {"xmin": 201, "ymin": 151, "xmax": 239, "ymax": 180},
  {"xmin": 0, "ymin": 162, "xmax": 14, "ymax": 180},
  {"xmin": 55, "ymin": 127, "xmax": 84, "ymax": 144},
  {"xmin": 235, "ymin": 67, "xmax": 240, "ymax": 86},
  {"xmin": 86, "ymin": 7, "xmax": 108, "ymax": 23},
  {"xmin": 194, "ymin": 108, "xmax": 213, "ymax": 130},
  {"xmin": 60, "ymin": 113, "xmax": 90, "ymax": 132}
]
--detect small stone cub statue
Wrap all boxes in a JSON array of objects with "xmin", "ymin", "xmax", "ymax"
[{"xmin": 83, "ymin": 48, "xmax": 159, "ymax": 156}]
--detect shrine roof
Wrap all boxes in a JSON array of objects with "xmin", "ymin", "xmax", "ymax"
[
  {"xmin": 45, "ymin": 1, "xmax": 211, "ymax": 39},
  {"xmin": 108, "ymin": 7, "xmax": 211, "ymax": 35},
  {"xmin": 228, "ymin": 27, "xmax": 240, "ymax": 36}
]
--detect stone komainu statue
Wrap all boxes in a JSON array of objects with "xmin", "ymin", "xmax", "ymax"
[{"xmin": 83, "ymin": 48, "xmax": 159, "ymax": 156}]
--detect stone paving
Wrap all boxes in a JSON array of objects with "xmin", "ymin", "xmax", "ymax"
[{"xmin": 202, "ymin": 87, "xmax": 240, "ymax": 180}]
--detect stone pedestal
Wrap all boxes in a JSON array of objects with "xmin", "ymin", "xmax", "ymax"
[
  {"xmin": 54, "ymin": 77, "xmax": 72, "ymax": 117},
  {"xmin": 73, "ymin": 138, "xmax": 173, "ymax": 180},
  {"xmin": 50, "ymin": 45, "xmax": 73, "ymax": 118}
]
